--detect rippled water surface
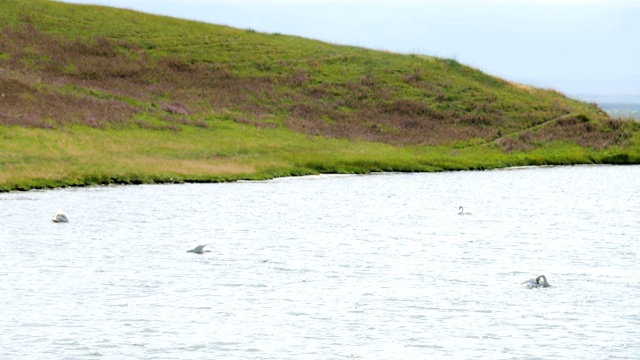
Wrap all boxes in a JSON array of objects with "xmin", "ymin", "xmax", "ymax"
[{"xmin": 2, "ymin": 165, "xmax": 640, "ymax": 359}]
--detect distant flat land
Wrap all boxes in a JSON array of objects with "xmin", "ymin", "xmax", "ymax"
[{"xmin": 601, "ymin": 103, "xmax": 640, "ymax": 120}]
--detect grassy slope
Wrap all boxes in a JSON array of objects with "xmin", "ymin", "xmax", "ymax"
[{"xmin": 1, "ymin": 0, "xmax": 640, "ymax": 191}]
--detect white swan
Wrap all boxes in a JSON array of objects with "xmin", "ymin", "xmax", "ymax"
[
  {"xmin": 51, "ymin": 211, "xmax": 69, "ymax": 223},
  {"xmin": 187, "ymin": 244, "xmax": 212, "ymax": 254},
  {"xmin": 458, "ymin": 206, "xmax": 472, "ymax": 215},
  {"xmin": 521, "ymin": 275, "xmax": 551, "ymax": 288}
]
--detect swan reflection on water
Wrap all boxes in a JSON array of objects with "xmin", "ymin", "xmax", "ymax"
[
  {"xmin": 51, "ymin": 211, "xmax": 69, "ymax": 223},
  {"xmin": 521, "ymin": 275, "xmax": 551, "ymax": 288},
  {"xmin": 187, "ymin": 244, "xmax": 212, "ymax": 254}
]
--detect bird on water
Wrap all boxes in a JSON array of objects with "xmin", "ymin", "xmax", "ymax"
[
  {"xmin": 51, "ymin": 211, "xmax": 69, "ymax": 223},
  {"xmin": 521, "ymin": 275, "xmax": 551, "ymax": 288},
  {"xmin": 187, "ymin": 244, "xmax": 212, "ymax": 254}
]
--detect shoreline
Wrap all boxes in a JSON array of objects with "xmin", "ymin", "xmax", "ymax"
[{"xmin": 3, "ymin": 162, "xmax": 638, "ymax": 193}]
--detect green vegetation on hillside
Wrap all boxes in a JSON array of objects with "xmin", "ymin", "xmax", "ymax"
[{"xmin": 1, "ymin": 0, "xmax": 640, "ymax": 191}]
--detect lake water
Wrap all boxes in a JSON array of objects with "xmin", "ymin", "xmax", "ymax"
[{"xmin": 1, "ymin": 165, "xmax": 639, "ymax": 359}]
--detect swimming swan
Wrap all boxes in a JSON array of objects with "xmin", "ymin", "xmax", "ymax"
[
  {"xmin": 51, "ymin": 211, "xmax": 69, "ymax": 223},
  {"xmin": 187, "ymin": 244, "xmax": 212, "ymax": 254},
  {"xmin": 521, "ymin": 275, "xmax": 551, "ymax": 288},
  {"xmin": 458, "ymin": 206, "xmax": 472, "ymax": 215}
]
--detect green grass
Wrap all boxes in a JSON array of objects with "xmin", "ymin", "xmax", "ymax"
[
  {"xmin": 4, "ymin": 119, "xmax": 638, "ymax": 192},
  {"xmin": 1, "ymin": 0, "xmax": 640, "ymax": 192}
]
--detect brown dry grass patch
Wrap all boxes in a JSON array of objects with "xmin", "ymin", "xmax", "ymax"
[{"xmin": 119, "ymin": 158, "xmax": 256, "ymax": 176}]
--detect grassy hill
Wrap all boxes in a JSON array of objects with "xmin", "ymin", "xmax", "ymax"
[{"xmin": 1, "ymin": 0, "xmax": 640, "ymax": 191}]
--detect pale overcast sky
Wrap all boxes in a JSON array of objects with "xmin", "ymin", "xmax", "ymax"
[{"xmin": 60, "ymin": 0, "xmax": 639, "ymax": 98}]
